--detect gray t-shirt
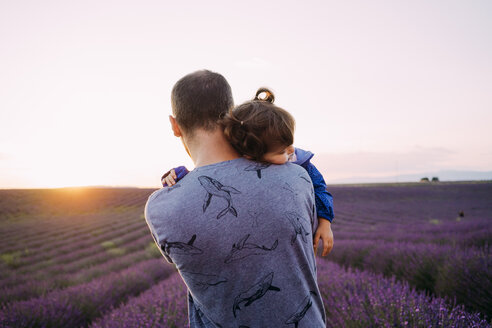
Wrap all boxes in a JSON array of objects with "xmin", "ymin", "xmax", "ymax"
[{"xmin": 145, "ymin": 157, "xmax": 326, "ymax": 328}]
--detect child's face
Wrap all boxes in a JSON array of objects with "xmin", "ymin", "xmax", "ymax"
[{"xmin": 262, "ymin": 145, "xmax": 295, "ymax": 165}]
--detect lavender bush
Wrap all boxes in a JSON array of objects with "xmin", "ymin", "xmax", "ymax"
[
  {"xmin": 90, "ymin": 273, "xmax": 188, "ymax": 328},
  {"xmin": 333, "ymin": 217, "xmax": 491, "ymax": 248},
  {"xmin": 317, "ymin": 260, "xmax": 490, "ymax": 328},
  {"xmin": 0, "ymin": 243, "xmax": 160, "ymax": 304},
  {"xmin": 0, "ymin": 259, "xmax": 174, "ymax": 327},
  {"xmin": 327, "ymin": 239, "xmax": 492, "ymax": 318}
]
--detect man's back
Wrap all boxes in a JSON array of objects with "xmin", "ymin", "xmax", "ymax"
[{"xmin": 145, "ymin": 157, "xmax": 326, "ymax": 327}]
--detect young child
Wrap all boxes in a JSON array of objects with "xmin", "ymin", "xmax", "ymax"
[{"xmin": 161, "ymin": 88, "xmax": 334, "ymax": 256}]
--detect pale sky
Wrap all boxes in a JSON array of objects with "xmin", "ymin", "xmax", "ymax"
[{"xmin": 1, "ymin": 0, "xmax": 491, "ymax": 188}]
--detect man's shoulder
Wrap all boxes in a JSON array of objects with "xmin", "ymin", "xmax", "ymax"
[
  {"xmin": 144, "ymin": 188, "xmax": 165, "ymax": 221},
  {"xmin": 145, "ymin": 159, "xmax": 310, "ymax": 214},
  {"xmin": 258, "ymin": 162, "xmax": 313, "ymax": 192},
  {"xmin": 145, "ymin": 188, "xmax": 164, "ymax": 207},
  {"xmin": 277, "ymin": 161, "xmax": 311, "ymax": 178},
  {"xmin": 145, "ymin": 183, "xmax": 184, "ymax": 208}
]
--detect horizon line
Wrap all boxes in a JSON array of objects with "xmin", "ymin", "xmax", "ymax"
[{"xmin": 1, "ymin": 179, "xmax": 491, "ymax": 190}]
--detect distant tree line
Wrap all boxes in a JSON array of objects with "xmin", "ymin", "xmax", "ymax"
[{"xmin": 420, "ymin": 177, "xmax": 439, "ymax": 182}]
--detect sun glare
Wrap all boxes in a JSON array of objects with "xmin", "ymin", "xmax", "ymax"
[
  {"xmin": 32, "ymin": 170, "xmax": 106, "ymax": 189},
  {"xmin": 26, "ymin": 151, "xmax": 114, "ymax": 189}
]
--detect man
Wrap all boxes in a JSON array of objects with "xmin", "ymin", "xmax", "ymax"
[{"xmin": 145, "ymin": 70, "xmax": 326, "ymax": 327}]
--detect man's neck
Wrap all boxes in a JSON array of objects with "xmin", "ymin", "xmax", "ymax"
[{"xmin": 184, "ymin": 128, "xmax": 240, "ymax": 168}]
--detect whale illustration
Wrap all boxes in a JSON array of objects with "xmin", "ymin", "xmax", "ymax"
[
  {"xmin": 161, "ymin": 234, "xmax": 203, "ymax": 256},
  {"xmin": 198, "ymin": 176, "xmax": 241, "ymax": 219},
  {"xmin": 225, "ymin": 234, "xmax": 278, "ymax": 264},
  {"xmin": 244, "ymin": 163, "xmax": 271, "ymax": 179},
  {"xmin": 299, "ymin": 174, "xmax": 311, "ymax": 184},
  {"xmin": 286, "ymin": 212, "xmax": 310, "ymax": 245},
  {"xmin": 285, "ymin": 291, "xmax": 317, "ymax": 327},
  {"xmin": 181, "ymin": 271, "xmax": 228, "ymax": 291},
  {"xmin": 233, "ymin": 272, "xmax": 281, "ymax": 317},
  {"xmin": 282, "ymin": 182, "xmax": 295, "ymax": 194}
]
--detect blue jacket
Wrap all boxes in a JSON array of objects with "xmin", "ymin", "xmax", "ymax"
[{"xmin": 292, "ymin": 148, "xmax": 334, "ymax": 222}]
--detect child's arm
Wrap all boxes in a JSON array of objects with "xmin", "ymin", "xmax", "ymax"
[
  {"xmin": 303, "ymin": 161, "xmax": 335, "ymax": 256},
  {"xmin": 161, "ymin": 166, "xmax": 189, "ymax": 187},
  {"xmin": 304, "ymin": 162, "xmax": 334, "ymax": 222}
]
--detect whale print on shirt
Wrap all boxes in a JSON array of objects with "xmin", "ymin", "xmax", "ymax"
[
  {"xmin": 233, "ymin": 272, "xmax": 281, "ymax": 318},
  {"xmin": 244, "ymin": 163, "xmax": 271, "ymax": 179},
  {"xmin": 161, "ymin": 234, "xmax": 203, "ymax": 256},
  {"xmin": 224, "ymin": 234, "xmax": 278, "ymax": 264},
  {"xmin": 198, "ymin": 176, "xmax": 241, "ymax": 219},
  {"xmin": 286, "ymin": 212, "xmax": 310, "ymax": 245},
  {"xmin": 282, "ymin": 182, "xmax": 299, "ymax": 198},
  {"xmin": 181, "ymin": 271, "xmax": 228, "ymax": 291},
  {"xmin": 298, "ymin": 172, "xmax": 312, "ymax": 184},
  {"xmin": 285, "ymin": 291, "xmax": 317, "ymax": 328},
  {"xmin": 299, "ymin": 174, "xmax": 311, "ymax": 184}
]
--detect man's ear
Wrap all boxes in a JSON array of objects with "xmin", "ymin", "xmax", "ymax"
[{"xmin": 169, "ymin": 115, "xmax": 182, "ymax": 137}]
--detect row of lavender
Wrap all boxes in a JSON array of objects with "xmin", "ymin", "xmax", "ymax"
[
  {"xmin": 89, "ymin": 260, "xmax": 490, "ymax": 328},
  {"xmin": 327, "ymin": 239, "xmax": 491, "ymax": 319},
  {"xmin": 0, "ymin": 188, "xmax": 153, "ymax": 219},
  {"xmin": 0, "ymin": 258, "xmax": 175, "ymax": 327},
  {"xmin": 0, "ymin": 198, "xmax": 150, "ymax": 255},
  {"xmin": 333, "ymin": 218, "xmax": 491, "ymax": 247},
  {"xmin": 0, "ymin": 192, "xmax": 149, "ymax": 275},
  {"xmin": 325, "ymin": 182, "xmax": 492, "ymax": 320},
  {"xmin": 0, "ymin": 211, "xmax": 146, "ymax": 269},
  {"xmin": 2, "ymin": 214, "xmax": 147, "ymax": 276},
  {"xmin": 1, "ymin": 236, "xmax": 160, "ymax": 305},
  {"xmin": 0, "ymin": 211, "xmax": 158, "ymax": 304},
  {"xmin": 329, "ymin": 182, "xmax": 492, "ymax": 226}
]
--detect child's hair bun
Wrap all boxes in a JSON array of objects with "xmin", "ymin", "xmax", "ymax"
[{"xmin": 254, "ymin": 88, "xmax": 275, "ymax": 103}]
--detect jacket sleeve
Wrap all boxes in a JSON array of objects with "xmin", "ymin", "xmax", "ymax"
[
  {"xmin": 161, "ymin": 166, "xmax": 190, "ymax": 187},
  {"xmin": 303, "ymin": 162, "xmax": 334, "ymax": 222}
]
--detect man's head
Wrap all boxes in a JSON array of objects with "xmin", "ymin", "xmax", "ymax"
[{"xmin": 170, "ymin": 70, "xmax": 233, "ymax": 137}]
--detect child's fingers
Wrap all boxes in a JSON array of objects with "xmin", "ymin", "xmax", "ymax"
[
  {"xmin": 170, "ymin": 169, "xmax": 177, "ymax": 179},
  {"xmin": 163, "ymin": 176, "xmax": 175, "ymax": 186},
  {"xmin": 321, "ymin": 236, "xmax": 334, "ymax": 256},
  {"xmin": 313, "ymin": 232, "xmax": 321, "ymax": 256}
]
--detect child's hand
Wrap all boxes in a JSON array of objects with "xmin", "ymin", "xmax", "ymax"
[
  {"xmin": 313, "ymin": 218, "xmax": 334, "ymax": 257},
  {"xmin": 162, "ymin": 169, "xmax": 177, "ymax": 187},
  {"xmin": 161, "ymin": 166, "xmax": 190, "ymax": 187}
]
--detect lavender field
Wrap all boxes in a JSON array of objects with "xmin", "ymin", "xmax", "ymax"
[{"xmin": 0, "ymin": 182, "xmax": 490, "ymax": 327}]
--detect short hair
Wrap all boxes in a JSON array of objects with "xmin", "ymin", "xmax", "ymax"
[
  {"xmin": 221, "ymin": 88, "xmax": 295, "ymax": 161},
  {"xmin": 171, "ymin": 70, "xmax": 234, "ymax": 134}
]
